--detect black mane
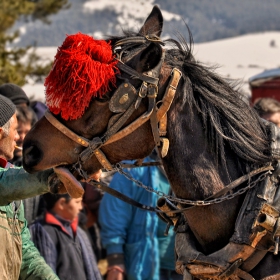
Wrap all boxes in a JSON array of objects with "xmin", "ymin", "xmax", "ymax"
[{"xmin": 164, "ymin": 35, "xmax": 272, "ymax": 167}]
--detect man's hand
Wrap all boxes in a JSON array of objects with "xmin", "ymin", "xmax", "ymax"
[{"xmin": 106, "ymin": 265, "xmax": 125, "ymax": 280}]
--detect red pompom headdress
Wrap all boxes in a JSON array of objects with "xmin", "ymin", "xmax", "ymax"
[{"xmin": 45, "ymin": 32, "xmax": 118, "ymax": 120}]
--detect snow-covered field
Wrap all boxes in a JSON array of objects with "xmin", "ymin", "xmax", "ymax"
[
  {"xmin": 23, "ymin": 31, "xmax": 280, "ymax": 102},
  {"xmin": 194, "ymin": 31, "xmax": 280, "ymax": 95}
]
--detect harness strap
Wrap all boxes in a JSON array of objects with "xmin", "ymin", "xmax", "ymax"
[
  {"xmin": 156, "ymin": 68, "xmax": 182, "ymax": 157},
  {"xmin": 150, "ymin": 109, "xmax": 161, "ymax": 147},
  {"xmin": 157, "ymin": 68, "xmax": 182, "ymax": 121},
  {"xmin": 93, "ymin": 150, "xmax": 114, "ymax": 171},
  {"xmin": 45, "ymin": 110, "xmax": 89, "ymax": 147},
  {"xmin": 117, "ymin": 62, "xmax": 159, "ymax": 85},
  {"xmin": 80, "ymin": 101, "xmax": 138, "ymax": 166},
  {"xmin": 159, "ymin": 113, "xmax": 168, "ymax": 136},
  {"xmin": 88, "ymin": 179, "xmax": 158, "ymax": 212},
  {"xmin": 206, "ymin": 165, "xmax": 274, "ymax": 200},
  {"xmin": 114, "ymin": 35, "xmax": 164, "ymax": 48},
  {"xmin": 175, "ymin": 226, "xmax": 256, "ymax": 280},
  {"xmin": 44, "ymin": 66, "xmax": 182, "ymax": 166},
  {"xmin": 104, "ymin": 112, "xmax": 150, "ymax": 145}
]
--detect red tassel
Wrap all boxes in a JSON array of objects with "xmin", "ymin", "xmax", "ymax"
[{"xmin": 45, "ymin": 32, "xmax": 118, "ymax": 120}]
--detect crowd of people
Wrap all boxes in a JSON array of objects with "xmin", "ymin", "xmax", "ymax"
[
  {"xmin": 0, "ymin": 83, "xmax": 183, "ymax": 280},
  {"xmin": 1, "ymin": 81, "xmax": 280, "ymax": 280}
]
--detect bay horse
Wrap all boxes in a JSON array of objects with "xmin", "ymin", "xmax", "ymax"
[{"xmin": 23, "ymin": 5, "xmax": 280, "ymax": 280}]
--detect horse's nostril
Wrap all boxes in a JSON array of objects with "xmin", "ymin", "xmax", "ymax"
[
  {"xmin": 24, "ymin": 146, "xmax": 34, "ymax": 156},
  {"xmin": 23, "ymin": 145, "xmax": 42, "ymax": 169}
]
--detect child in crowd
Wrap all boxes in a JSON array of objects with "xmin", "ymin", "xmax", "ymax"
[{"xmin": 29, "ymin": 193, "xmax": 102, "ymax": 280}]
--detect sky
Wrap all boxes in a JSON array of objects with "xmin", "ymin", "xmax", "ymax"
[{"xmin": 23, "ymin": 30, "xmax": 280, "ymax": 102}]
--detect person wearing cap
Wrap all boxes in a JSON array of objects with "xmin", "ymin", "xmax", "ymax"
[
  {"xmin": 0, "ymin": 83, "xmax": 30, "ymax": 107},
  {"xmin": 253, "ymin": 97, "xmax": 280, "ymax": 128},
  {"xmin": 0, "ymin": 95, "xmax": 59, "ymax": 279},
  {"xmin": 0, "ymin": 84, "xmax": 46, "ymax": 226}
]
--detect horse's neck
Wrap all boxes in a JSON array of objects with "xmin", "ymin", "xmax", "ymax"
[
  {"xmin": 164, "ymin": 115, "xmax": 242, "ymax": 200},
  {"xmin": 163, "ymin": 102, "xmax": 245, "ymax": 253}
]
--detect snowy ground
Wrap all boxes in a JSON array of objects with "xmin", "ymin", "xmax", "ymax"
[
  {"xmin": 194, "ymin": 31, "xmax": 280, "ymax": 95},
  {"xmin": 23, "ymin": 31, "xmax": 280, "ymax": 102}
]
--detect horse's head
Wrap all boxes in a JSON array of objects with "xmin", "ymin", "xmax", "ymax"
[{"xmin": 23, "ymin": 6, "xmax": 173, "ymax": 184}]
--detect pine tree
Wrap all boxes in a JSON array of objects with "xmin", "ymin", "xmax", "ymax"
[{"xmin": 0, "ymin": 0, "xmax": 70, "ymax": 85}]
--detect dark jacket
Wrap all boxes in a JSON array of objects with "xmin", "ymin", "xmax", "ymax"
[{"xmin": 29, "ymin": 212, "xmax": 102, "ymax": 280}]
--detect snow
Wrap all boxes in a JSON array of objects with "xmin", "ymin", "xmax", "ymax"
[
  {"xmin": 23, "ymin": 31, "xmax": 280, "ymax": 102},
  {"xmin": 83, "ymin": 0, "xmax": 181, "ymax": 27},
  {"xmin": 194, "ymin": 32, "xmax": 280, "ymax": 95}
]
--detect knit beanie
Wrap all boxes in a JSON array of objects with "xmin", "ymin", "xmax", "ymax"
[
  {"xmin": 0, "ymin": 95, "xmax": 16, "ymax": 127},
  {"xmin": 0, "ymin": 83, "xmax": 30, "ymax": 106}
]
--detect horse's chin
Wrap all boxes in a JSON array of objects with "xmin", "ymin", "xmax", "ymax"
[{"xmin": 49, "ymin": 167, "xmax": 102, "ymax": 198}]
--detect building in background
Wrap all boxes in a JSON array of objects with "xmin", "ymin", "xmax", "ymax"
[{"xmin": 249, "ymin": 68, "xmax": 280, "ymax": 104}]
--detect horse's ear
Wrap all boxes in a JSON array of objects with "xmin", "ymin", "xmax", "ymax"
[{"xmin": 139, "ymin": 5, "xmax": 163, "ymax": 37}]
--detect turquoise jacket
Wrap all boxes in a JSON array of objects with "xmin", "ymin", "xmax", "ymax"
[
  {"xmin": 0, "ymin": 166, "xmax": 59, "ymax": 279},
  {"xmin": 99, "ymin": 163, "xmax": 176, "ymax": 280}
]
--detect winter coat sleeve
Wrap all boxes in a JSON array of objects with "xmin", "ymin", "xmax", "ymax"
[
  {"xmin": 19, "ymin": 220, "xmax": 59, "ymax": 280},
  {"xmin": 0, "ymin": 167, "xmax": 53, "ymax": 205}
]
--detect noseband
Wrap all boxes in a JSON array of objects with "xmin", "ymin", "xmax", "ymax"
[{"xmin": 44, "ymin": 35, "xmax": 182, "ymax": 179}]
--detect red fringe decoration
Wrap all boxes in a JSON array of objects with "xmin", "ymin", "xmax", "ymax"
[{"xmin": 44, "ymin": 32, "xmax": 118, "ymax": 120}]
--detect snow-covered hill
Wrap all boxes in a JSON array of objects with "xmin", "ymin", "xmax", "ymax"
[
  {"xmin": 194, "ymin": 31, "xmax": 280, "ymax": 95},
  {"xmin": 23, "ymin": 31, "xmax": 280, "ymax": 101}
]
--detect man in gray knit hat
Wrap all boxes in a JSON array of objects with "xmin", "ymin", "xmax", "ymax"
[{"xmin": 0, "ymin": 95, "xmax": 59, "ymax": 279}]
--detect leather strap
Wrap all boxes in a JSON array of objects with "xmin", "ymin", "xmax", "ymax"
[
  {"xmin": 114, "ymin": 35, "xmax": 163, "ymax": 48},
  {"xmin": 157, "ymin": 68, "xmax": 182, "ymax": 121},
  {"xmin": 150, "ymin": 109, "xmax": 161, "ymax": 147},
  {"xmin": 88, "ymin": 179, "xmax": 158, "ymax": 212},
  {"xmin": 117, "ymin": 62, "xmax": 159, "ymax": 85},
  {"xmin": 207, "ymin": 165, "xmax": 274, "ymax": 200},
  {"xmin": 45, "ymin": 110, "xmax": 89, "ymax": 147},
  {"xmin": 94, "ymin": 149, "xmax": 114, "ymax": 171},
  {"xmin": 104, "ymin": 112, "xmax": 150, "ymax": 145}
]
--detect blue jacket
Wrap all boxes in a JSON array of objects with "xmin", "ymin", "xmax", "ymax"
[{"xmin": 99, "ymin": 163, "xmax": 175, "ymax": 280}]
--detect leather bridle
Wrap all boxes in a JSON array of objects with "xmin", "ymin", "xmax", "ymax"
[{"xmin": 44, "ymin": 35, "xmax": 182, "ymax": 180}]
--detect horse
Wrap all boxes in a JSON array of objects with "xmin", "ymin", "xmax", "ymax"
[{"xmin": 22, "ymin": 5, "xmax": 280, "ymax": 280}]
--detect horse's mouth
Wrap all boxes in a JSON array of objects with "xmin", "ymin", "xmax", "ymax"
[{"xmin": 49, "ymin": 166, "xmax": 102, "ymax": 198}]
